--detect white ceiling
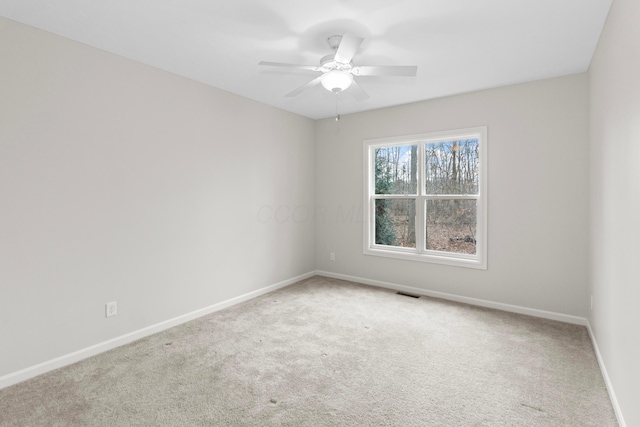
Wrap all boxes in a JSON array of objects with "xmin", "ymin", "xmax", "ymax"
[{"xmin": 0, "ymin": 0, "xmax": 611, "ymax": 120}]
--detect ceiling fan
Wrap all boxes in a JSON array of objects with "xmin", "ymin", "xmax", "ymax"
[{"xmin": 259, "ymin": 33, "xmax": 418, "ymax": 101}]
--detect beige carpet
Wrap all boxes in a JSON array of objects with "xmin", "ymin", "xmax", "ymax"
[{"xmin": 0, "ymin": 276, "xmax": 617, "ymax": 426}]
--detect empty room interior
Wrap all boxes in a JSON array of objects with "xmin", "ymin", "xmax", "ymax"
[{"xmin": 1, "ymin": 0, "xmax": 638, "ymax": 425}]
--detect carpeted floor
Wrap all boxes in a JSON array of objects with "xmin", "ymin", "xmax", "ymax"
[{"xmin": 0, "ymin": 276, "xmax": 618, "ymax": 426}]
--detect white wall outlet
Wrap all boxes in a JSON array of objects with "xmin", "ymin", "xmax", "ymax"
[
  {"xmin": 106, "ymin": 301, "xmax": 117, "ymax": 318},
  {"xmin": 329, "ymin": 252, "xmax": 335, "ymax": 261}
]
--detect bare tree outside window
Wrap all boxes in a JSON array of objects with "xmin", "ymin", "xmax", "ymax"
[
  {"xmin": 374, "ymin": 145, "xmax": 417, "ymax": 247},
  {"xmin": 424, "ymin": 139, "xmax": 478, "ymax": 254}
]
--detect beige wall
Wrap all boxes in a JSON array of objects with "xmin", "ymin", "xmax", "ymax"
[
  {"xmin": 0, "ymin": 17, "xmax": 316, "ymax": 377},
  {"xmin": 315, "ymin": 74, "xmax": 590, "ymax": 317},
  {"xmin": 589, "ymin": 0, "xmax": 640, "ymax": 424}
]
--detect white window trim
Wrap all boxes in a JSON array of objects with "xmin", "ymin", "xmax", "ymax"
[{"xmin": 363, "ymin": 126, "xmax": 487, "ymax": 270}]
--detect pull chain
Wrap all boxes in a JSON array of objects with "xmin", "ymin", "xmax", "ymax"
[{"xmin": 335, "ymin": 92, "xmax": 341, "ymax": 121}]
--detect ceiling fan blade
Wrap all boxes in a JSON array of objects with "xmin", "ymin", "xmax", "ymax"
[
  {"xmin": 259, "ymin": 61, "xmax": 321, "ymax": 72},
  {"xmin": 348, "ymin": 80, "xmax": 370, "ymax": 102},
  {"xmin": 285, "ymin": 75, "xmax": 324, "ymax": 97},
  {"xmin": 352, "ymin": 65, "xmax": 418, "ymax": 77},
  {"xmin": 334, "ymin": 33, "xmax": 364, "ymax": 64}
]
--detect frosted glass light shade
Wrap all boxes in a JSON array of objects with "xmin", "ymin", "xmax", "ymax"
[{"xmin": 321, "ymin": 70, "xmax": 353, "ymax": 93}]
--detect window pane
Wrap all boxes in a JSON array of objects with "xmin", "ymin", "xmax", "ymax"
[
  {"xmin": 425, "ymin": 139, "xmax": 479, "ymax": 194},
  {"xmin": 425, "ymin": 199, "xmax": 476, "ymax": 254},
  {"xmin": 375, "ymin": 199, "xmax": 416, "ymax": 248},
  {"xmin": 375, "ymin": 145, "xmax": 418, "ymax": 195}
]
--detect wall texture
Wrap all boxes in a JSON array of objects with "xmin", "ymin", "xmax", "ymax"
[
  {"xmin": 0, "ymin": 17, "xmax": 316, "ymax": 378},
  {"xmin": 315, "ymin": 74, "xmax": 590, "ymax": 317},
  {"xmin": 589, "ymin": 0, "xmax": 640, "ymax": 424}
]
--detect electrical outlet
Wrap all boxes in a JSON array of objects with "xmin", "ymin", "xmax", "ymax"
[
  {"xmin": 106, "ymin": 301, "xmax": 117, "ymax": 318},
  {"xmin": 330, "ymin": 252, "xmax": 335, "ymax": 261}
]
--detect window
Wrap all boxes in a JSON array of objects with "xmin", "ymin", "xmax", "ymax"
[{"xmin": 363, "ymin": 127, "xmax": 487, "ymax": 269}]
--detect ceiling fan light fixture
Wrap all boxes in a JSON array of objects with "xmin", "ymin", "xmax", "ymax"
[
  {"xmin": 260, "ymin": 33, "xmax": 416, "ymax": 101},
  {"xmin": 321, "ymin": 69, "xmax": 353, "ymax": 93}
]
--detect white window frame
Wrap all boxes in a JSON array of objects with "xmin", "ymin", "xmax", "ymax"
[{"xmin": 363, "ymin": 127, "xmax": 487, "ymax": 270}]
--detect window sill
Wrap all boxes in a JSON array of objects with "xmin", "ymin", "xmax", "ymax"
[{"xmin": 364, "ymin": 246, "xmax": 487, "ymax": 270}]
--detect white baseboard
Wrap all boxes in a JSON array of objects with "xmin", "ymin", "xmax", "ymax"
[
  {"xmin": 586, "ymin": 321, "xmax": 627, "ymax": 427},
  {"xmin": 3, "ymin": 270, "xmax": 625, "ymax": 427},
  {"xmin": 0, "ymin": 271, "xmax": 315, "ymax": 390},
  {"xmin": 315, "ymin": 270, "xmax": 587, "ymax": 325}
]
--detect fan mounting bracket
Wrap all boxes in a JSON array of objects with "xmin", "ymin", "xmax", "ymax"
[{"xmin": 327, "ymin": 35, "xmax": 342, "ymax": 51}]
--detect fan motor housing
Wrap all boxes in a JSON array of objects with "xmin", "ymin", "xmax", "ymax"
[{"xmin": 319, "ymin": 54, "xmax": 352, "ymax": 72}]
